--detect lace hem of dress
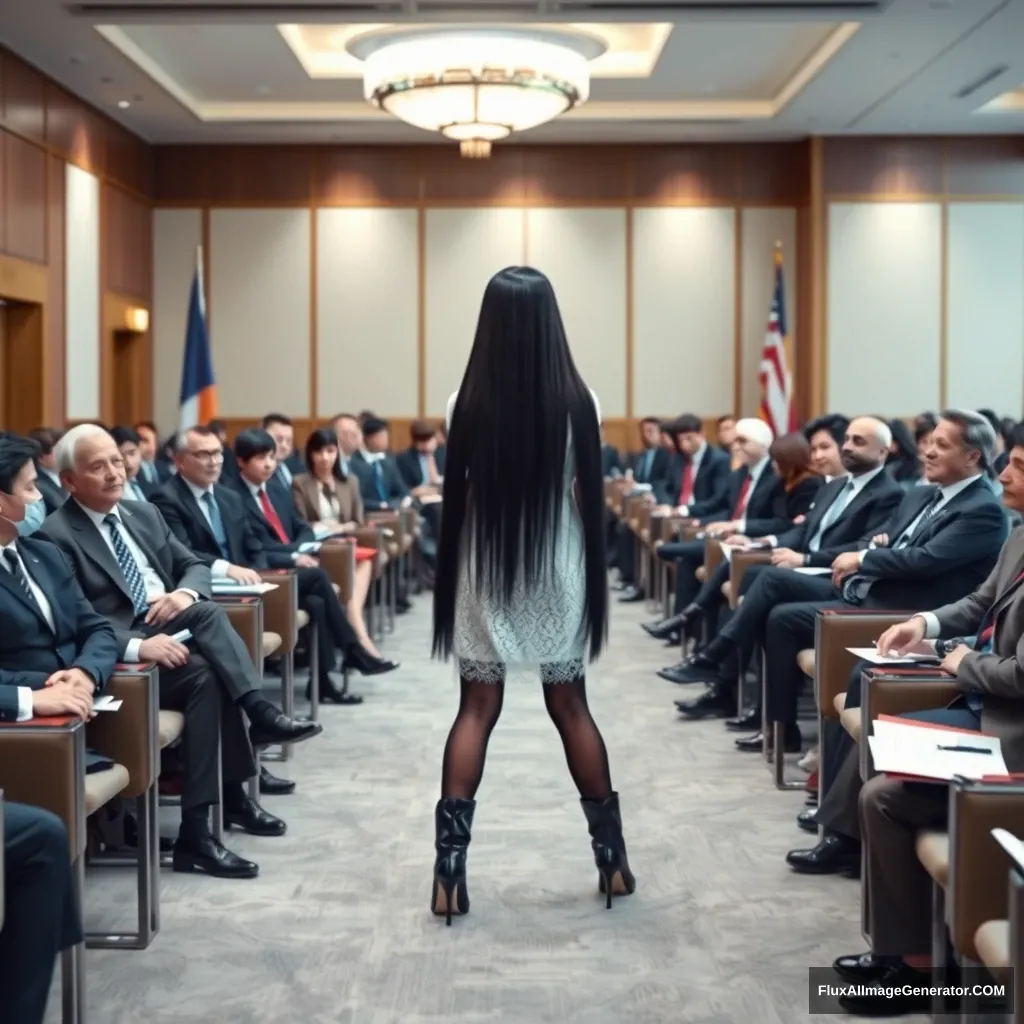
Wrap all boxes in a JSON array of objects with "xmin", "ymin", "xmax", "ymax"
[{"xmin": 457, "ymin": 658, "xmax": 585, "ymax": 685}]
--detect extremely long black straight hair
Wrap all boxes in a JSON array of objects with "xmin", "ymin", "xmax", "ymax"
[{"xmin": 432, "ymin": 266, "xmax": 608, "ymax": 664}]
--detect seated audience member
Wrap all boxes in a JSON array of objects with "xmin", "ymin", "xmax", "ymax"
[
  {"xmin": 804, "ymin": 414, "xmax": 849, "ymax": 480},
  {"xmin": 351, "ymin": 417, "xmax": 412, "ymax": 511},
  {"xmin": 612, "ymin": 416, "xmax": 674, "ymax": 592},
  {"xmin": 715, "ymin": 414, "xmax": 737, "ymax": 458},
  {"xmin": 395, "ymin": 420, "xmax": 445, "ymax": 494},
  {"xmin": 645, "ymin": 431, "xmax": 822, "ymax": 644},
  {"xmin": 600, "ymin": 424, "xmax": 621, "ymax": 477},
  {"xmin": 796, "ymin": 426, "xmax": 1024, "ymax": 1017},
  {"xmin": 886, "ymin": 419, "xmax": 922, "ymax": 489},
  {"xmin": 27, "ymin": 427, "xmax": 68, "ymax": 514},
  {"xmin": 110, "ymin": 426, "xmax": 154, "ymax": 501},
  {"xmin": 332, "ymin": 412, "xmax": 363, "ymax": 477},
  {"xmin": 672, "ymin": 411, "xmax": 1007, "ymax": 730},
  {"xmin": 208, "ymin": 418, "xmax": 239, "ymax": 482},
  {"xmin": 979, "ymin": 407, "xmax": 1010, "ymax": 475},
  {"xmin": 660, "ymin": 414, "xmax": 731, "ymax": 510},
  {"xmin": 133, "ymin": 420, "xmax": 171, "ymax": 486},
  {"xmin": 1, "ymin": 802, "xmax": 83, "ymax": 1024},
  {"xmin": 638, "ymin": 418, "xmax": 780, "ymax": 611},
  {"xmin": 262, "ymin": 413, "xmax": 304, "ymax": 487},
  {"xmin": 224, "ymin": 428, "xmax": 398, "ymax": 694},
  {"xmin": 914, "ymin": 412, "xmax": 937, "ymax": 456},
  {"xmin": 40, "ymin": 424, "xmax": 323, "ymax": 878},
  {"xmin": 291, "ymin": 427, "xmax": 385, "ymax": 659}
]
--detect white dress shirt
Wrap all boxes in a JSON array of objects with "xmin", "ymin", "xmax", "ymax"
[
  {"xmin": 241, "ymin": 479, "xmax": 319, "ymax": 561},
  {"xmin": 3, "ymin": 540, "xmax": 57, "ymax": 722},
  {"xmin": 182, "ymin": 478, "xmax": 232, "ymax": 579},
  {"xmin": 124, "ymin": 478, "xmax": 148, "ymax": 503}
]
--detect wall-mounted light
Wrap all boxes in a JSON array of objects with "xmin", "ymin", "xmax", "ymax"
[
  {"xmin": 125, "ymin": 307, "xmax": 149, "ymax": 332},
  {"xmin": 118, "ymin": 99, "xmax": 131, "ymax": 109}
]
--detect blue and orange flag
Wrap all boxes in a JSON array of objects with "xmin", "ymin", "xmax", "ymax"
[{"xmin": 178, "ymin": 246, "xmax": 217, "ymax": 432}]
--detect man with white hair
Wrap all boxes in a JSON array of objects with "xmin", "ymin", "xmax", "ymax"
[
  {"xmin": 673, "ymin": 410, "xmax": 1009, "ymax": 730},
  {"xmin": 650, "ymin": 417, "xmax": 783, "ymax": 624},
  {"xmin": 39, "ymin": 424, "xmax": 324, "ymax": 880}
]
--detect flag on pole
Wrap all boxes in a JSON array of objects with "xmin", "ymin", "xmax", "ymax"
[
  {"xmin": 759, "ymin": 243, "xmax": 796, "ymax": 436},
  {"xmin": 178, "ymin": 246, "xmax": 217, "ymax": 432}
]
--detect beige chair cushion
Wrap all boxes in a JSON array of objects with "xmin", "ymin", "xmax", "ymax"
[
  {"xmin": 295, "ymin": 610, "xmax": 310, "ymax": 630},
  {"xmin": 915, "ymin": 831, "xmax": 950, "ymax": 888},
  {"xmin": 695, "ymin": 566, "xmax": 706, "ymax": 583},
  {"xmin": 262, "ymin": 632, "xmax": 282, "ymax": 657},
  {"xmin": 840, "ymin": 707, "xmax": 861, "ymax": 741},
  {"xmin": 85, "ymin": 763, "xmax": 130, "ymax": 816},
  {"xmin": 720, "ymin": 581, "xmax": 732, "ymax": 601},
  {"xmin": 974, "ymin": 920, "xmax": 1011, "ymax": 980},
  {"xmin": 158, "ymin": 710, "xmax": 185, "ymax": 748},
  {"xmin": 797, "ymin": 649, "xmax": 816, "ymax": 677},
  {"xmin": 833, "ymin": 693, "xmax": 847, "ymax": 715}
]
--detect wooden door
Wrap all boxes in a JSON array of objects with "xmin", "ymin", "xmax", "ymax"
[
  {"xmin": 111, "ymin": 328, "xmax": 151, "ymax": 427},
  {"xmin": 0, "ymin": 299, "xmax": 44, "ymax": 434}
]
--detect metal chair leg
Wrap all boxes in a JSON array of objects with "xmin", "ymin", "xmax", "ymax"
[
  {"xmin": 62, "ymin": 854, "xmax": 87, "ymax": 1024},
  {"xmin": 308, "ymin": 623, "xmax": 320, "ymax": 720},
  {"xmin": 387, "ymin": 563, "xmax": 397, "ymax": 633},
  {"xmin": 930, "ymin": 880, "xmax": 948, "ymax": 1018},
  {"xmin": 772, "ymin": 720, "xmax": 805, "ymax": 791}
]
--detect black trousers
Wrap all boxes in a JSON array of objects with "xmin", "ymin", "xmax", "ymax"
[
  {"xmin": 615, "ymin": 522, "xmax": 636, "ymax": 584},
  {"xmin": 139, "ymin": 601, "xmax": 260, "ymax": 807},
  {"xmin": 295, "ymin": 565, "xmax": 357, "ymax": 676},
  {"xmin": 657, "ymin": 539, "xmax": 705, "ymax": 613},
  {"xmin": 0, "ymin": 802, "xmax": 82, "ymax": 1024}
]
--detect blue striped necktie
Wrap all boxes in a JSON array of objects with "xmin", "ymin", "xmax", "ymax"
[{"xmin": 104, "ymin": 514, "xmax": 149, "ymax": 616}]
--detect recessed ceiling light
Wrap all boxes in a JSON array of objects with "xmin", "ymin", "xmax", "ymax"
[{"xmin": 117, "ymin": 100, "xmax": 130, "ymax": 109}]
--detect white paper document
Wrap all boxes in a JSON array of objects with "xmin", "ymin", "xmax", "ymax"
[
  {"xmin": 868, "ymin": 716, "xmax": 1008, "ymax": 781},
  {"xmin": 793, "ymin": 566, "xmax": 832, "ymax": 576},
  {"xmin": 211, "ymin": 581, "xmax": 280, "ymax": 595},
  {"xmin": 719, "ymin": 541, "xmax": 733, "ymax": 563},
  {"xmin": 846, "ymin": 647, "xmax": 938, "ymax": 665},
  {"xmin": 992, "ymin": 828, "xmax": 1024, "ymax": 874},
  {"xmin": 92, "ymin": 696, "xmax": 123, "ymax": 712}
]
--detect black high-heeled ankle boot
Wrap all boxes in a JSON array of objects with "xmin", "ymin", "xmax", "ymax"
[
  {"xmin": 580, "ymin": 792, "xmax": 636, "ymax": 909},
  {"xmin": 431, "ymin": 797, "xmax": 476, "ymax": 926}
]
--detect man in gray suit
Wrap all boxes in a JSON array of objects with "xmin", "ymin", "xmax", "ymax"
[
  {"xmin": 40, "ymin": 424, "xmax": 323, "ymax": 881},
  {"xmin": 815, "ymin": 425, "xmax": 1024, "ymax": 1016}
]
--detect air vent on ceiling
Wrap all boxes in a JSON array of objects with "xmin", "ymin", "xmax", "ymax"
[{"xmin": 953, "ymin": 64, "xmax": 1009, "ymax": 100}]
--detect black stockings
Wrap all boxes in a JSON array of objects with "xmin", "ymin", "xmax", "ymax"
[{"xmin": 440, "ymin": 672, "xmax": 613, "ymax": 802}]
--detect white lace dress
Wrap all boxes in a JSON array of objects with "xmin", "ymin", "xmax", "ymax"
[{"xmin": 447, "ymin": 389, "xmax": 600, "ymax": 685}]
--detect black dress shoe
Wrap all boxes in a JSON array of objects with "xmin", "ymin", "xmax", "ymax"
[
  {"xmin": 248, "ymin": 707, "xmax": 323, "ymax": 749},
  {"xmin": 786, "ymin": 834, "xmax": 860, "ymax": 876},
  {"xmin": 305, "ymin": 674, "xmax": 364, "ymax": 705},
  {"xmin": 618, "ymin": 586, "xmax": 645, "ymax": 603},
  {"xmin": 832, "ymin": 950, "xmax": 900, "ymax": 983},
  {"xmin": 642, "ymin": 613, "xmax": 686, "ymax": 640},
  {"xmin": 172, "ymin": 834, "xmax": 259, "ymax": 879},
  {"xmin": 796, "ymin": 808, "xmax": 818, "ymax": 834},
  {"xmin": 259, "ymin": 766, "xmax": 296, "ymax": 796},
  {"xmin": 675, "ymin": 686, "xmax": 734, "ymax": 720},
  {"xmin": 345, "ymin": 645, "xmax": 399, "ymax": 677},
  {"xmin": 736, "ymin": 724, "xmax": 802, "ymax": 753},
  {"xmin": 837, "ymin": 960, "xmax": 935, "ymax": 1016},
  {"xmin": 658, "ymin": 654, "xmax": 721, "ymax": 685},
  {"xmin": 725, "ymin": 710, "xmax": 760, "ymax": 731},
  {"xmin": 225, "ymin": 796, "xmax": 287, "ymax": 837}
]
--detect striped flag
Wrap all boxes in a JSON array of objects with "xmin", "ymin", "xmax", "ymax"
[
  {"xmin": 759, "ymin": 243, "xmax": 796, "ymax": 436},
  {"xmin": 178, "ymin": 246, "xmax": 217, "ymax": 432}
]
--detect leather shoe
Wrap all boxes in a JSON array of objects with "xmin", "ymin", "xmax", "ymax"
[
  {"xmin": 249, "ymin": 707, "xmax": 323, "ymax": 749},
  {"xmin": 837, "ymin": 961, "xmax": 936, "ymax": 1015},
  {"xmin": 658, "ymin": 654, "xmax": 721, "ymax": 685},
  {"xmin": 796, "ymin": 808, "xmax": 818, "ymax": 834},
  {"xmin": 725, "ymin": 710, "xmax": 760, "ymax": 731},
  {"xmin": 832, "ymin": 950, "xmax": 900, "ymax": 983},
  {"xmin": 225, "ymin": 796, "xmax": 287, "ymax": 836},
  {"xmin": 642, "ymin": 612, "xmax": 686, "ymax": 640},
  {"xmin": 345, "ymin": 645, "xmax": 399, "ymax": 677},
  {"xmin": 675, "ymin": 686, "xmax": 734, "ymax": 719},
  {"xmin": 736, "ymin": 724, "xmax": 802, "ymax": 753},
  {"xmin": 259, "ymin": 766, "xmax": 296, "ymax": 795},
  {"xmin": 618, "ymin": 586, "xmax": 645, "ymax": 603},
  {"xmin": 786, "ymin": 834, "xmax": 860, "ymax": 876},
  {"xmin": 172, "ymin": 834, "xmax": 259, "ymax": 879}
]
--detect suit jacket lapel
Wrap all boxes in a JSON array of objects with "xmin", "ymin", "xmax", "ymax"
[
  {"xmin": 175, "ymin": 476, "xmax": 219, "ymax": 551},
  {"xmin": 889, "ymin": 488, "xmax": 937, "ymax": 542},
  {"xmin": 0, "ymin": 555, "xmax": 54, "ymax": 632},
  {"xmin": 807, "ymin": 477, "xmax": 845, "ymax": 533},
  {"xmin": 991, "ymin": 535, "xmax": 1024, "ymax": 616},
  {"xmin": 67, "ymin": 503, "xmax": 135, "ymax": 605}
]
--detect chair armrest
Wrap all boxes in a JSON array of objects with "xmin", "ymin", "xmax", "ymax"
[
  {"xmin": 860, "ymin": 668, "xmax": 960, "ymax": 779},
  {"xmin": 320, "ymin": 539, "xmax": 356, "ymax": 602},
  {"xmin": 729, "ymin": 550, "xmax": 772, "ymax": 609},
  {"xmin": 815, "ymin": 610, "xmax": 909, "ymax": 719},
  {"xmin": 948, "ymin": 778, "xmax": 1024, "ymax": 962},
  {"xmin": 256, "ymin": 569, "xmax": 299, "ymax": 655},
  {"xmin": 0, "ymin": 718, "xmax": 86, "ymax": 859},
  {"xmin": 0, "ymin": 790, "xmax": 4, "ymax": 927},
  {"xmin": 86, "ymin": 664, "xmax": 160, "ymax": 799},
  {"xmin": 214, "ymin": 596, "xmax": 264, "ymax": 668},
  {"xmin": 703, "ymin": 537, "xmax": 724, "ymax": 578}
]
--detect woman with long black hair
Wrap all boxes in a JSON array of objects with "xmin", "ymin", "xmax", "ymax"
[{"xmin": 430, "ymin": 266, "xmax": 634, "ymax": 925}]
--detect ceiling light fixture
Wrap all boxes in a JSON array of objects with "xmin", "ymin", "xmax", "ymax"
[
  {"xmin": 348, "ymin": 28, "xmax": 604, "ymax": 151},
  {"xmin": 117, "ymin": 99, "xmax": 130, "ymax": 108}
]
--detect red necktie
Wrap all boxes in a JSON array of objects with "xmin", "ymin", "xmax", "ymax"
[
  {"xmin": 678, "ymin": 462, "xmax": 694, "ymax": 506},
  {"xmin": 259, "ymin": 488, "xmax": 290, "ymax": 544},
  {"xmin": 730, "ymin": 475, "xmax": 752, "ymax": 520}
]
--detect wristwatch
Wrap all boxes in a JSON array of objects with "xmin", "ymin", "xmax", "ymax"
[{"xmin": 935, "ymin": 637, "xmax": 966, "ymax": 658}]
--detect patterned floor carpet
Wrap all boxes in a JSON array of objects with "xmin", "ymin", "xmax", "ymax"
[{"xmin": 54, "ymin": 592, "xmax": 926, "ymax": 1024}]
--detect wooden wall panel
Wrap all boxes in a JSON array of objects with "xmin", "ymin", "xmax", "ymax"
[
  {"xmin": 46, "ymin": 85, "xmax": 105, "ymax": 176},
  {"xmin": 104, "ymin": 183, "xmax": 152, "ymax": 300},
  {"xmin": 522, "ymin": 147, "xmax": 631, "ymax": 203},
  {"xmin": 631, "ymin": 145, "xmax": 739, "ymax": 204},
  {"xmin": 1, "ymin": 54, "xmax": 46, "ymax": 146},
  {"xmin": 316, "ymin": 148, "xmax": 421, "ymax": 205},
  {"xmin": 46, "ymin": 153, "xmax": 65, "ymax": 424},
  {"xmin": 945, "ymin": 138, "xmax": 1024, "ymax": 197},
  {"xmin": 823, "ymin": 138, "xmax": 945, "ymax": 197},
  {"xmin": 0, "ymin": 130, "xmax": 5, "ymax": 254},
  {"xmin": 5, "ymin": 133, "xmax": 46, "ymax": 263},
  {"xmin": 204, "ymin": 146, "xmax": 314, "ymax": 204},
  {"xmin": 106, "ymin": 123, "xmax": 153, "ymax": 198}
]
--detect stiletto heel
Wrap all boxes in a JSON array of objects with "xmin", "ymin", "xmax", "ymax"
[
  {"xmin": 581, "ymin": 792, "xmax": 636, "ymax": 909},
  {"xmin": 431, "ymin": 798, "xmax": 475, "ymax": 925}
]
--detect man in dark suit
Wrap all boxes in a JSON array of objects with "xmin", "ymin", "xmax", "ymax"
[
  {"xmin": 133, "ymin": 420, "xmax": 172, "ymax": 487},
  {"xmin": 110, "ymin": 426, "xmax": 157, "ymax": 501},
  {"xmin": 395, "ymin": 419, "xmax": 445, "ymax": 494},
  {"xmin": 27, "ymin": 427, "xmax": 68, "ymax": 515},
  {"xmin": 40, "ymin": 424, "xmax": 323, "ymax": 879},
  {"xmin": 351, "ymin": 417, "xmax": 412, "ymax": 512},
  {"xmin": 159, "ymin": 427, "xmax": 396, "ymax": 705},
  {"xmin": 674, "ymin": 411, "xmax": 1008, "ymax": 728},
  {"xmin": 639, "ymin": 417, "xmax": 780, "ymax": 611},
  {"xmin": 658, "ymin": 414, "xmax": 731, "ymax": 509},
  {"xmin": 795, "ymin": 428, "xmax": 1024, "ymax": 1017},
  {"xmin": 600, "ymin": 424, "xmax": 621, "ymax": 478},
  {"xmin": 261, "ymin": 413, "xmax": 305, "ymax": 489}
]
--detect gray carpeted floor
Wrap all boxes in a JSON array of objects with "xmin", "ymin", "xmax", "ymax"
[{"xmin": 54, "ymin": 593, "xmax": 926, "ymax": 1024}]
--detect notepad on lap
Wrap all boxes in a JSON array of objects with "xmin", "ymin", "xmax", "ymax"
[
  {"xmin": 846, "ymin": 647, "xmax": 938, "ymax": 665},
  {"xmin": 868, "ymin": 715, "xmax": 1008, "ymax": 782}
]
